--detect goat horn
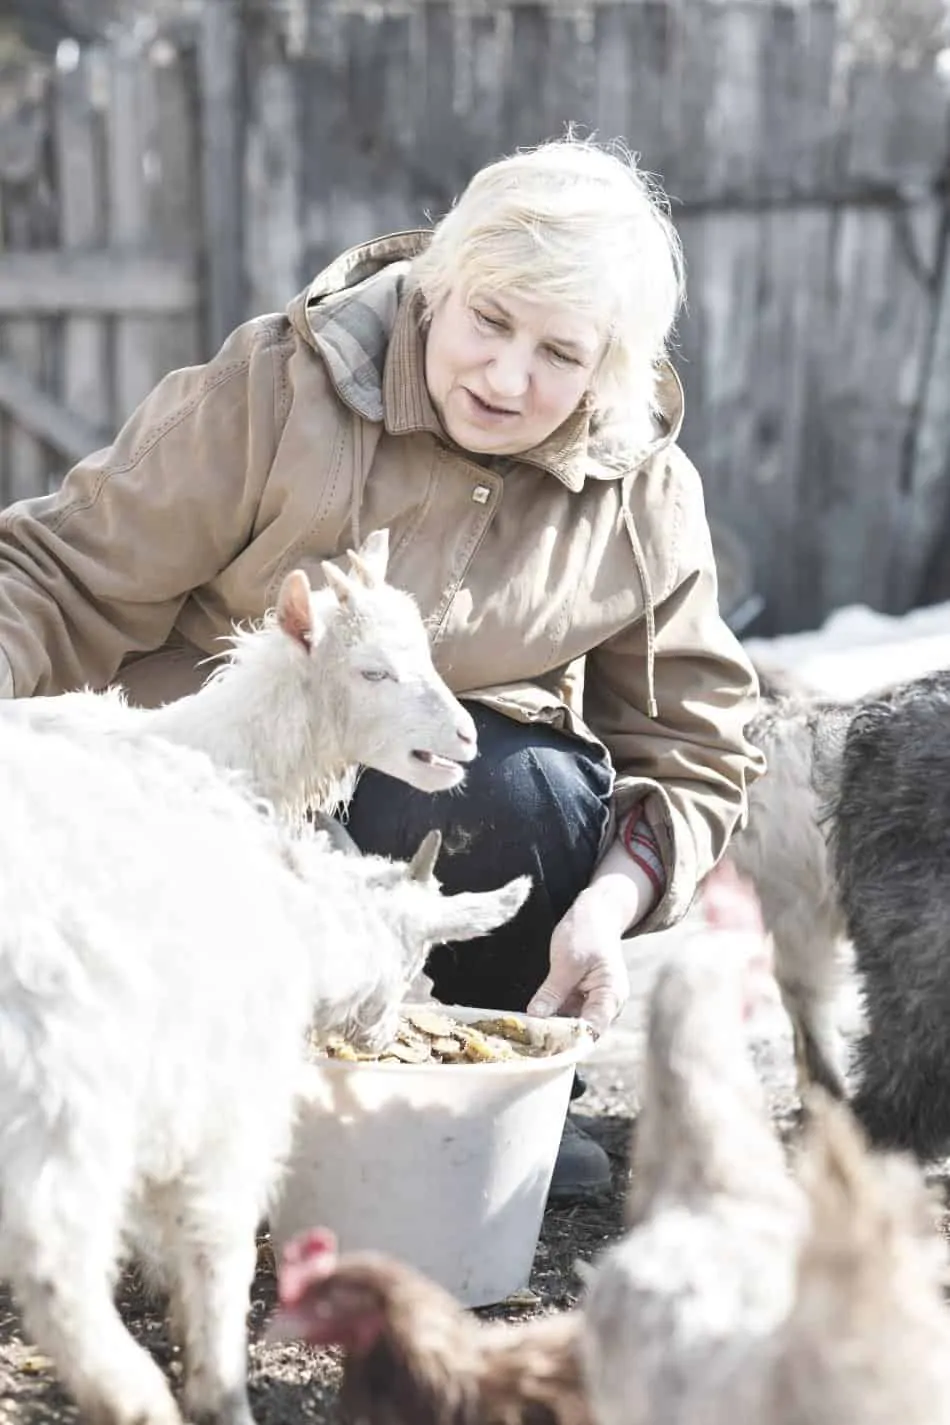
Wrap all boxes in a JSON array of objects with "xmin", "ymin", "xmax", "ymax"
[
  {"xmin": 321, "ymin": 560, "xmax": 354, "ymax": 605},
  {"xmin": 346, "ymin": 549, "xmax": 378, "ymax": 588},
  {"xmin": 408, "ymin": 829, "xmax": 442, "ymax": 881}
]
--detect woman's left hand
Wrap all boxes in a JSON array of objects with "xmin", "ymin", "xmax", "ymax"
[
  {"xmin": 526, "ymin": 839, "xmax": 662, "ymax": 1037},
  {"xmin": 526, "ymin": 883, "xmax": 632, "ymax": 1038}
]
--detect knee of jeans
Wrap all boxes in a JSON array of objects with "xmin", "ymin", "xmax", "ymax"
[
  {"xmin": 340, "ymin": 770, "xmax": 453, "ymax": 862},
  {"xmin": 511, "ymin": 741, "xmax": 613, "ymax": 861}
]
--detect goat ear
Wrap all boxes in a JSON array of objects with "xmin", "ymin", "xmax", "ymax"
[
  {"xmin": 321, "ymin": 560, "xmax": 356, "ymax": 608},
  {"xmin": 277, "ymin": 570, "xmax": 314, "ymax": 650},
  {"xmin": 347, "ymin": 528, "xmax": 390, "ymax": 587},
  {"xmin": 408, "ymin": 829, "xmax": 442, "ymax": 881}
]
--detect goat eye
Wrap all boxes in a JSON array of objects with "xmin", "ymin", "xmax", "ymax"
[{"xmin": 361, "ymin": 669, "xmax": 390, "ymax": 682}]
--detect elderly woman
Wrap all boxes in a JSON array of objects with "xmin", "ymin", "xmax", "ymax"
[{"xmin": 0, "ymin": 138, "xmax": 763, "ymax": 1199}]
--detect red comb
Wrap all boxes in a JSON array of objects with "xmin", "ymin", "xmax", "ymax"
[
  {"xmin": 700, "ymin": 862, "xmax": 767, "ymax": 936},
  {"xmin": 282, "ymin": 1226, "xmax": 338, "ymax": 1265},
  {"xmin": 277, "ymin": 1227, "xmax": 339, "ymax": 1306}
]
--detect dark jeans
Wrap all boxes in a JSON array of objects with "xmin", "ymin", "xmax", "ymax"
[{"xmin": 338, "ymin": 702, "xmax": 613, "ymax": 1012}]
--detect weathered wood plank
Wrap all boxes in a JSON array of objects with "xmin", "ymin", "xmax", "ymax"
[
  {"xmin": 245, "ymin": 49, "xmax": 303, "ymax": 315},
  {"xmin": 148, "ymin": 36, "xmax": 203, "ymax": 377},
  {"xmin": 341, "ymin": 10, "xmax": 419, "ymax": 236},
  {"xmin": 500, "ymin": 5, "xmax": 551, "ymax": 150},
  {"xmin": 0, "ymin": 357, "xmax": 106, "ymax": 464},
  {"xmin": 417, "ymin": 4, "xmax": 469, "ymax": 207},
  {"xmin": 107, "ymin": 34, "xmax": 161, "ymax": 420},
  {"xmin": 653, "ymin": 1, "xmax": 716, "ymax": 202},
  {"xmin": 0, "ymin": 253, "xmax": 197, "ymax": 316},
  {"xmin": 55, "ymin": 46, "xmax": 111, "ymax": 484},
  {"xmin": 0, "ymin": 105, "xmax": 56, "ymax": 502},
  {"xmin": 593, "ymin": 1, "xmax": 633, "ymax": 143},
  {"xmin": 4, "ymin": 319, "xmax": 48, "ymax": 500},
  {"xmin": 198, "ymin": 0, "xmax": 245, "ymax": 351},
  {"xmin": 907, "ymin": 231, "xmax": 950, "ymax": 502},
  {"xmin": 891, "ymin": 212, "xmax": 950, "ymax": 608},
  {"xmin": 0, "ymin": 182, "xmax": 8, "ymax": 505},
  {"xmin": 612, "ymin": 2, "xmax": 673, "ymax": 176}
]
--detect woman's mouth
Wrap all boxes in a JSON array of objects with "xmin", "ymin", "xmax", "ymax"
[{"xmin": 463, "ymin": 389, "xmax": 518, "ymax": 422}]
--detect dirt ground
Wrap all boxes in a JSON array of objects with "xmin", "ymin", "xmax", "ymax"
[{"xmin": 0, "ymin": 1043, "xmax": 815, "ymax": 1425}]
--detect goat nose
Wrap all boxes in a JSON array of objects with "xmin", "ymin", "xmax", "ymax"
[{"xmin": 457, "ymin": 726, "xmax": 476, "ymax": 747}]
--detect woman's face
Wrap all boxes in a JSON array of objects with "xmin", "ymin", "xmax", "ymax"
[{"xmin": 424, "ymin": 286, "xmax": 602, "ymax": 456}]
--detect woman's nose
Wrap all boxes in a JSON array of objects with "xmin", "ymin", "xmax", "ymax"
[{"xmin": 486, "ymin": 344, "xmax": 530, "ymax": 400}]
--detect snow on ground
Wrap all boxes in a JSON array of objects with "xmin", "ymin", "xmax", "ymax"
[{"xmin": 745, "ymin": 599, "xmax": 950, "ymax": 701}]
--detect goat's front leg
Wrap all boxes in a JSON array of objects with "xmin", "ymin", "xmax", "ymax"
[
  {"xmin": 768, "ymin": 913, "xmax": 848, "ymax": 1100},
  {"xmin": 7, "ymin": 1202, "xmax": 182, "ymax": 1425},
  {"xmin": 788, "ymin": 997, "xmax": 848, "ymax": 1101},
  {"xmin": 164, "ymin": 1196, "xmax": 259, "ymax": 1425}
]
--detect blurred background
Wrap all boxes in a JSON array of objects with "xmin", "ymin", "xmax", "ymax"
[{"xmin": 1, "ymin": 0, "xmax": 948, "ymax": 636}]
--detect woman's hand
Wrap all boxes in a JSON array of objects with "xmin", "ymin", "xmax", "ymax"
[{"xmin": 527, "ymin": 840, "xmax": 661, "ymax": 1037}]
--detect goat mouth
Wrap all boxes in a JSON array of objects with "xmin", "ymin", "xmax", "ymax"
[{"xmin": 411, "ymin": 750, "xmax": 462, "ymax": 772}]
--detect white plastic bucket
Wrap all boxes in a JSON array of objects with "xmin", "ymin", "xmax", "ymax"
[{"xmin": 269, "ymin": 1004, "xmax": 593, "ymax": 1308}]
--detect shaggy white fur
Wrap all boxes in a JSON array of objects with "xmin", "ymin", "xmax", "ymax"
[
  {"xmin": 0, "ymin": 529, "xmax": 477, "ymax": 819},
  {"xmin": 0, "ymin": 723, "xmax": 528, "ymax": 1425}
]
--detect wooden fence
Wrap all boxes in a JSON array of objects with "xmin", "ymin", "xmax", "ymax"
[
  {"xmin": 1, "ymin": 0, "xmax": 950, "ymax": 633},
  {"xmin": 0, "ymin": 23, "xmax": 202, "ymax": 503}
]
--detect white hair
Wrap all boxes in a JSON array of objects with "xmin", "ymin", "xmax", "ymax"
[{"xmin": 411, "ymin": 135, "xmax": 686, "ymax": 450}]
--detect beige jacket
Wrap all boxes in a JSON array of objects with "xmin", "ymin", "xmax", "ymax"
[{"xmin": 0, "ymin": 231, "xmax": 764, "ymax": 932}]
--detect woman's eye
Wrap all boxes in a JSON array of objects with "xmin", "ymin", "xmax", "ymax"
[
  {"xmin": 473, "ymin": 308, "xmax": 505, "ymax": 330},
  {"xmin": 548, "ymin": 347, "xmax": 579, "ymax": 367},
  {"xmin": 361, "ymin": 669, "xmax": 391, "ymax": 682}
]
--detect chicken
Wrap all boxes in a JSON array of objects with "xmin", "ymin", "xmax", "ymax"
[
  {"xmin": 266, "ymin": 1227, "xmax": 592, "ymax": 1425},
  {"xmin": 698, "ymin": 857, "xmax": 768, "ymax": 938},
  {"xmin": 761, "ymin": 1092, "xmax": 950, "ymax": 1425},
  {"xmin": 581, "ymin": 943, "xmax": 805, "ymax": 1425}
]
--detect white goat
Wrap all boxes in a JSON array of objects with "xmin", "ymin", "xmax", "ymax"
[
  {"xmin": 287, "ymin": 824, "xmax": 532, "ymax": 1051},
  {"xmin": 725, "ymin": 665, "xmax": 855, "ymax": 1097},
  {"xmin": 581, "ymin": 944, "xmax": 804, "ymax": 1425},
  {"xmin": 0, "ymin": 528, "xmax": 477, "ymax": 818},
  {"xmin": 0, "ymin": 722, "xmax": 529, "ymax": 1425}
]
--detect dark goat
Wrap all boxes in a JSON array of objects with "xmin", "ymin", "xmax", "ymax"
[{"xmin": 833, "ymin": 669, "xmax": 950, "ymax": 1159}]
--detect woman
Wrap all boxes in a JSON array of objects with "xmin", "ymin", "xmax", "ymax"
[{"xmin": 0, "ymin": 138, "xmax": 764, "ymax": 1198}]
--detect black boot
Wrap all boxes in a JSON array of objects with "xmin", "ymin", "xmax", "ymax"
[{"xmin": 548, "ymin": 1114, "xmax": 611, "ymax": 1204}]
